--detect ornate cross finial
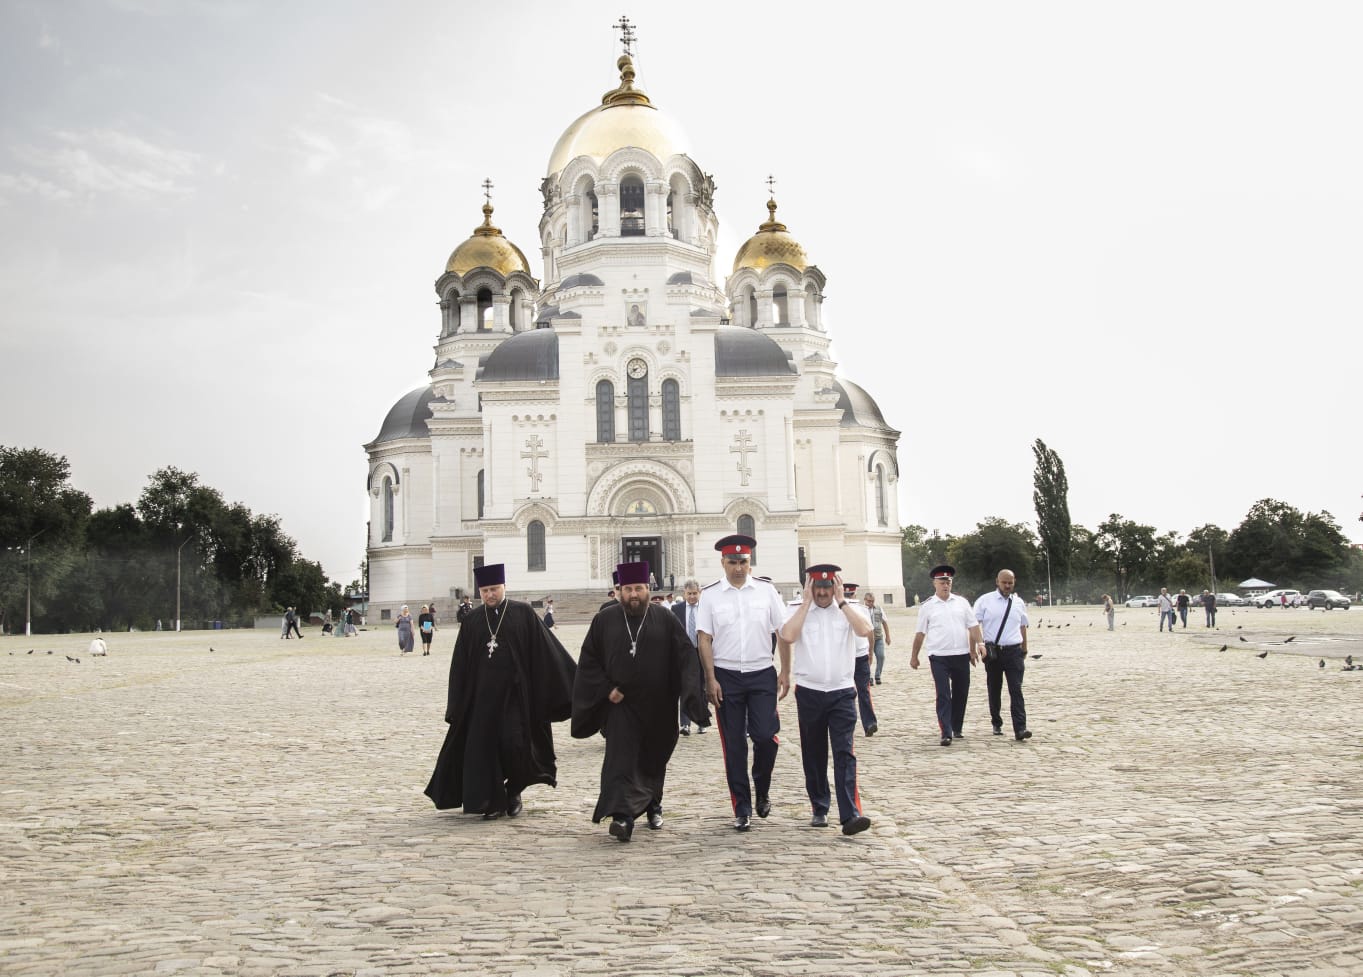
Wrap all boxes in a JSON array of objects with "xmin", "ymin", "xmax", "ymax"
[
  {"xmin": 614, "ymin": 15, "xmax": 636, "ymax": 56},
  {"xmin": 765, "ymin": 174, "xmax": 777, "ymax": 197},
  {"xmin": 481, "ymin": 177, "xmax": 494, "ymax": 205}
]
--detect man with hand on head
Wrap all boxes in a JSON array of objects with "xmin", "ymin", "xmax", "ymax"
[
  {"xmin": 424, "ymin": 563, "xmax": 577, "ymax": 820},
  {"xmin": 696, "ymin": 534, "xmax": 789, "ymax": 832},
  {"xmin": 910, "ymin": 564, "xmax": 984, "ymax": 746},
  {"xmin": 973, "ymin": 569, "xmax": 1032, "ymax": 742},
  {"xmin": 572, "ymin": 561, "xmax": 711, "ymax": 842},
  {"xmin": 777, "ymin": 564, "xmax": 874, "ymax": 836}
]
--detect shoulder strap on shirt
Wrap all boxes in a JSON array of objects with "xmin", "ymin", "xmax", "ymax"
[{"xmin": 993, "ymin": 593, "xmax": 1013, "ymax": 646}]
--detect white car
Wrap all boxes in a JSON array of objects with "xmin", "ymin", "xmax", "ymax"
[
  {"xmin": 1125, "ymin": 595, "xmax": 1159, "ymax": 608},
  {"xmin": 1214, "ymin": 593, "xmax": 1249, "ymax": 607},
  {"xmin": 1253, "ymin": 589, "xmax": 1301, "ymax": 608}
]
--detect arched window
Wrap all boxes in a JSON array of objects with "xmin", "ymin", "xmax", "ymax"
[
  {"xmin": 773, "ymin": 285, "xmax": 789, "ymax": 325},
  {"xmin": 666, "ymin": 189, "xmax": 675, "ymax": 237},
  {"xmin": 595, "ymin": 380, "xmax": 615, "ymax": 442},
  {"xmin": 527, "ymin": 520, "xmax": 546, "ymax": 572},
  {"xmin": 477, "ymin": 288, "xmax": 493, "ymax": 330},
  {"xmin": 875, "ymin": 464, "xmax": 888, "ymax": 526},
  {"xmin": 508, "ymin": 289, "xmax": 521, "ymax": 331},
  {"xmin": 476, "ymin": 470, "xmax": 485, "ymax": 518},
  {"xmin": 587, "ymin": 188, "xmax": 599, "ymax": 237},
  {"xmin": 619, "ymin": 174, "xmax": 645, "ymax": 236},
  {"xmin": 442, "ymin": 289, "xmax": 461, "ymax": 337},
  {"xmin": 737, "ymin": 514, "xmax": 756, "ymax": 566},
  {"xmin": 748, "ymin": 289, "xmax": 758, "ymax": 328},
  {"xmin": 381, "ymin": 477, "xmax": 394, "ymax": 542},
  {"xmin": 627, "ymin": 369, "xmax": 649, "ymax": 442},
  {"xmin": 662, "ymin": 379, "xmax": 681, "ymax": 441}
]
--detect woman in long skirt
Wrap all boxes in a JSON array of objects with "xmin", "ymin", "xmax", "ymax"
[{"xmin": 396, "ymin": 604, "xmax": 415, "ymax": 654}]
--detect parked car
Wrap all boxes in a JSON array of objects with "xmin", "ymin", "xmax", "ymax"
[
  {"xmin": 1288, "ymin": 592, "xmax": 1310, "ymax": 607},
  {"xmin": 1214, "ymin": 592, "xmax": 1249, "ymax": 606},
  {"xmin": 1306, "ymin": 590, "xmax": 1351, "ymax": 610},
  {"xmin": 1125, "ymin": 595, "xmax": 1158, "ymax": 608},
  {"xmin": 1253, "ymin": 589, "xmax": 1301, "ymax": 608}
]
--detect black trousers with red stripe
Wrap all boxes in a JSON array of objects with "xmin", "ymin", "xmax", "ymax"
[
  {"xmin": 714, "ymin": 665, "xmax": 780, "ymax": 818},
  {"xmin": 795, "ymin": 685, "xmax": 860, "ymax": 824}
]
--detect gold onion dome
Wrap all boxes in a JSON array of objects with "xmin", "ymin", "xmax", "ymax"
[
  {"xmin": 545, "ymin": 54, "xmax": 691, "ymax": 176},
  {"xmin": 732, "ymin": 198, "xmax": 808, "ymax": 273},
  {"xmin": 445, "ymin": 202, "xmax": 531, "ymax": 277}
]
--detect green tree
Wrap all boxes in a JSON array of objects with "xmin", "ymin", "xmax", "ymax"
[
  {"xmin": 901, "ymin": 525, "xmax": 950, "ymax": 602},
  {"xmin": 945, "ymin": 518, "xmax": 1037, "ymax": 599},
  {"xmin": 1032, "ymin": 439, "xmax": 1072, "ymax": 589},
  {"xmin": 1224, "ymin": 499, "xmax": 1353, "ymax": 588},
  {"xmin": 1094, "ymin": 514, "xmax": 1162, "ymax": 598}
]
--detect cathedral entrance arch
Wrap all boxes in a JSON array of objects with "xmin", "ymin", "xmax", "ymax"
[{"xmin": 621, "ymin": 536, "xmax": 663, "ymax": 588}]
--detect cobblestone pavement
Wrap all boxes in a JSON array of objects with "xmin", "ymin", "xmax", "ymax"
[{"xmin": 2, "ymin": 604, "xmax": 1361, "ymax": 976}]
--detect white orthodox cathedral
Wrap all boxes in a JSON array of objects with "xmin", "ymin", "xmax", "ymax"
[{"xmin": 364, "ymin": 34, "xmax": 903, "ymax": 616}]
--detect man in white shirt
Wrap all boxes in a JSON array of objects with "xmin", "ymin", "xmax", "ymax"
[
  {"xmin": 696, "ymin": 534, "xmax": 790, "ymax": 831},
  {"xmin": 778, "ymin": 564, "xmax": 875, "ymax": 835},
  {"xmin": 910, "ymin": 564, "xmax": 984, "ymax": 746},
  {"xmin": 1156, "ymin": 588, "xmax": 1175, "ymax": 633},
  {"xmin": 973, "ymin": 569, "xmax": 1032, "ymax": 741}
]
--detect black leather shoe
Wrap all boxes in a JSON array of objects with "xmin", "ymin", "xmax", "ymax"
[
  {"xmin": 679, "ymin": 726, "xmax": 691, "ymax": 736},
  {"xmin": 646, "ymin": 809, "xmax": 663, "ymax": 830},
  {"xmin": 952, "ymin": 729, "xmax": 965, "ymax": 739},
  {"xmin": 506, "ymin": 794, "xmax": 523, "ymax": 818},
  {"xmin": 1015, "ymin": 729, "xmax": 1033, "ymax": 741},
  {"xmin": 841, "ymin": 814, "xmax": 871, "ymax": 836},
  {"xmin": 733, "ymin": 814, "xmax": 751, "ymax": 831},
  {"xmin": 992, "ymin": 725, "xmax": 1003, "ymax": 736},
  {"xmin": 809, "ymin": 812, "xmax": 829, "ymax": 828},
  {"xmin": 755, "ymin": 794, "xmax": 771, "ymax": 819},
  {"xmin": 865, "ymin": 722, "xmax": 878, "ymax": 736},
  {"xmin": 940, "ymin": 735, "xmax": 952, "ymax": 747},
  {"xmin": 609, "ymin": 817, "xmax": 633, "ymax": 842},
  {"xmin": 482, "ymin": 809, "xmax": 505, "ymax": 821}
]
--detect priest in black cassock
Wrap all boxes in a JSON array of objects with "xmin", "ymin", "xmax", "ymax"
[
  {"xmin": 424, "ymin": 563, "xmax": 577, "ymax": 820},
  {"xmin": 572, "ymin": 560, "xmax": 711, "ymax": 842}
]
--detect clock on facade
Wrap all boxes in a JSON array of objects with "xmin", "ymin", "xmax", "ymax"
[{"xmin": 627, "ymin": 358, "xmax": 647, "ymax": 379}]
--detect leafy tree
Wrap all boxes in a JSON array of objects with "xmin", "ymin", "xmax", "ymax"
[
  {"xmin": 1031, "ymin": 439, "xmax": 1072, "ymax": 588},
  {"xmin": 1223, "ymin": 499, "xmax": 1352, "ymax": 588},
  {"xmin": 901, "ymin": 525, "xmax": 950, "ymax": 602},
  {"xmin": 1094, "ymin": 514, "xmax": 1162, "ymax": 598},
  {"xmin": 945, "ymin": 518, "xmax": 1037, "ymax": 599}
]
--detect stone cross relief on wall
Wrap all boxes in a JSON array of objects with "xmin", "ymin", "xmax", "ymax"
[
  {"xmin": 731, "ymin": 429, "xmax": 755, "ymax": 487},
  {"xmin": 522, "ymin": 435, "xmax": 547, "ymax": 493}
]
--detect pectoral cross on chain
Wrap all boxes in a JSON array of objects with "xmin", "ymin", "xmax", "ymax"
[{"xmin": 487, "ymin": 635, "xmax": 498, "ymax": 658}]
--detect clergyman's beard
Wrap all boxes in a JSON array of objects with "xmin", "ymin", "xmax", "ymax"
[{"xmin": 622, "ymin": 596, "xmax": 649, "ymax": 617}]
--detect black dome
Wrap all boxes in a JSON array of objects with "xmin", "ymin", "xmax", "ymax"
[
  {"xmin": 372, "ymin": 385, "xmax": 438, "ymax": 443},
  {"xmin": 480, "ymin": 329, "xmax": 560, "ymax": 381},
  {"xmin": 832, "ymin": 378, "xmax": 893, "ymax": 430},
  {"xmin": 560, "ymin": 273, "xmax": 604, "ymax": 289},
  {"xmin": 714, "ymin": 327, "xmax": 794, "ymax": 377}
]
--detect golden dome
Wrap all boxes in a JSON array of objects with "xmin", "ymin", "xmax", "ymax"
[
  {"xmin": 545, "ymin": 54, "xmax": 691, "ymax": 176},
  {"xmin": 732, "ymin": 198, "xmax": 808, "ymax": 274},
  {"xmin": 445, "ymin": 202, "xmax": 531, "ymax": 277}
]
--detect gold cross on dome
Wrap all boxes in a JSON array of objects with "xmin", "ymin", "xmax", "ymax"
[
  {"xmin": 765, "ymin": 174, "xmax": 777, "ymax": 196},
  {"xmin": 614, "ymin": 15, "xmax": 636, "ymax": 56},
  {"xmin": 482, "ymin": 178, "xmax": 494, "ymax": 205}
]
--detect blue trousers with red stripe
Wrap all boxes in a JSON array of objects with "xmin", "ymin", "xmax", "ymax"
[
  {"xmin": 714, "ymin": 665, "xmax": 780, "ymax": 818},
  {"xmin": 795, "ymin": 685, "xmax": 860, "ymax": 824},
  {"xmin": 854, "ymin": 655, "xmax": 877, "ymax": 732}
]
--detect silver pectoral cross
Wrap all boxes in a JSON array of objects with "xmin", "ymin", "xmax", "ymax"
[
  {"xmin": 629, "ymin": 640, "xmax": 637, "ymax": 657},
  {"xmin": 487, "ymin": 635, "xmax": 498, "ymax": 658}
]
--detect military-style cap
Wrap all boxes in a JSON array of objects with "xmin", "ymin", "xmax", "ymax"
[
  {"xmin": 715, "ymin": 534, "xmax": 756, "ymax": 557},
  {"xmin": 615, "ymin": 561, "xmax": 650, "ymax": 586},
  {"xmin": 929, "ymin": 564, "xmax": 955, "ymax": 579},
  {"xmin": 805, "ymin": 563, "xmax": 841, "ymax": 587},
  {"xmin": 474, "ymin": 564, "xmax": 506, "ymax": 588},
  {"xmin": 842, "ymin": 582, "xmax": 859, "ymax": 596}
]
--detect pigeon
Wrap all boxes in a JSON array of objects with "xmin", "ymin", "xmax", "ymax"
[
  {"xmin": 1256, "ymin": 650, "xmax": 1269, "ymax": 659},
  {"xmin": 1347, "ymin": 655, "xmax": 1354, "ymax": 667},
  {"xmin": 1219, "ymin": 644, "xmax": 1228, "ymax": 652},
  {"xmin": 209, "ymin": 647, "xmax": 215, "ymax": 653},
  {"xmin": 27, "ymin": 649, "xmax": 34, "ymax": 655},
  {"xmin": 1065, "ymin": 622, "xmax": 1071, "ymax": 627},
  {"xmin": 1284, "ymin": 636, "xmax": 1295, "ymax": 644},
  {"xmin": 46, "ymin": 650, "xmax": 52, "ymax": 654},
  {"xmin": 1239, "ymin": 636, "xmax": 1248, "ymax": 642},
  {"xmin": 1237, "ymin": 625, "xmax": 1243, "ymax": 629},
  {"xmin": 1319, "ymin": 659, "xmax": 1326, "ymax": 668},
  {"xmin": 1031, "ymin": 654, "xmax": 1042, "ymax": 659},
  {"xmin": 65, "ymin": 655, "xmax": 80, "ymax": 664}
]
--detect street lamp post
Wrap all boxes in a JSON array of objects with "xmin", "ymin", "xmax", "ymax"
[
  {"xmin": 1041, "ymin": 547, "xmax": 1053, "ymax": 607},
  {"xmin": 24, "ymin": 529, "xmax": 47, "ymax": 637},
  {"xmin": 176, "ymin": 536, "xmax": 191, "ymax": 633}
]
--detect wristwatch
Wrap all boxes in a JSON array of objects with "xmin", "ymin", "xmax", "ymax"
[{"xmin": 837, "ymin": 601, "xmax": 848, "ymax": 609}]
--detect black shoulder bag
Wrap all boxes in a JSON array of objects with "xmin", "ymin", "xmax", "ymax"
[{"xmin": 985, "ymin": 595, "xmax": 1013, "ymax": 664}]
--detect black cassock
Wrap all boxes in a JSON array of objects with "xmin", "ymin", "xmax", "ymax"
[
  {"xmin": 425, "ymin": 599, "xmax": 577, "ymax": 813},
  {"xmin": 571, "ymin": 604, "xmax": 711, "ymax": 823}
]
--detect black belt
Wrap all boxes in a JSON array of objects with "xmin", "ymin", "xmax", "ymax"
[{"xmin": 986, "ymin": 642, "xmax": 1024, "ymax": 652}]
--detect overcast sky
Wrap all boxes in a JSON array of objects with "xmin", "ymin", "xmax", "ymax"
[{"xmin": 2, "ymin": 0, "xmax": 1359, "ymax": 583}]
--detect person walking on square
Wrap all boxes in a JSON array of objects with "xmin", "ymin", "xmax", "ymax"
[
  {"xmin": 572, "ymin": 561, "xmax": 710, "ymax": 842},
  {"xmin": 974, "ymin": 569, "xmax": 1032, "ymax": 742},
  {"xmin": 284, "ymin": 606, "xmax": 303, "ymax": 639},
  {"xmin": 425, "ymin": 564, "xmax": 577, "ymax": 819},
  {"xmin": 542, "ymin": 597, "xmax": 555, "ymax": 630},
  {"xmin": 696, "ymin": 533, "xmax": 789, "ymax": 831},
  {"xmin": 842, "ymin": 581, "xmax": 878, "ymax": 736},
  {"xmin": 1157, "ymin": 588, "xmax": 1175, "ymax": 632},
  {"xmin": 910, "ymin": 565, "xmax": 983, "ymax": 746},
  {"xmin": 418, "ymin": 604, "xmax": 435, "ymax": 655},
  {"xmin": 863, "ymin": 591, "xmax": 891, "ymax": 684},
  {"xmin": 672, "ymin": 579, "xmax": 706, "ymax": 735},
  {"xmin": 1102, "ymin": 594, "xmax": 1115, "ymax": 631},
  {"xmin": 1176, "ymin": 590, "xmax": 1191, "ymax": 628},
  {"xmin": 1202, "ymin": 590, "xmax": 1217, "ymax": 628},
  {"xmin": 778, "ymin": 564, "xmax": 874, "ymax": 835},
  {"xmin": 396, "ymin": 605, "xmax": 415, "ymax": 654}
]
